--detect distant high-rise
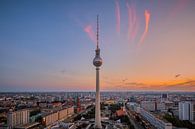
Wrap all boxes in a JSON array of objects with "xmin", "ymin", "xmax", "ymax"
[
  {"xmin": 161, "ymin": 93, "xmax": 168, "ymax": 102},
  {"xmin": 76, "ymin": 96, "xmax": 81, "ymax": 113},
  {"xmin": 93, "ymin": 15, "xmax": 102, "ymax": 129},
  {"xmin": 179, "ymin": 101, "xmax": 194, "ymax": 121}
]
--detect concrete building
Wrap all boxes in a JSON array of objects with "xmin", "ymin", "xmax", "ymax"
[
  {"xmin": 161, "ymin": 93, "xmax": 168, "ymax": 102},
  {"xmin": 156, "ymin": 102, "xmax": 166, "ymax": 111},
  {"xmin": 67, "ymin": 107, "xmax": 74, "ymax": 116},
  {"xmin": 42, "ymin": 107, "xmax": 74, "ymax": 127},
  {"xmin": 140, "ymin": 108, "xmax": 172, "ymax": 129},
  {"xmin": 179, "ymin": 101, "xmax": 194, "ymax": 121},
  {"xmin": 42, "ymin": 112, "xmax": 58, "ymax": 126},
  {"xmin": 164, "ymin": 101, "xmax": 174, "ymax": 110},
  {"xmin": 141, "ymin": 101, "xmax": 156, "ymax": 111},
  {"xmin": 104, "ymin": 100, "xmax": 115, "ymax": 105},
  {"xmin": 7, "ymin": 109, "xmax": 30, "ymax": 128},
  {"xmin": 58, "ymin": 108, "xmax": 68, "ymax": 120},
  {"xmin": 140, "ymin": 101, "xmax": 166, "ymax": 112},
  {"xmin": 193, "ymin": 102, "xmax": 195, "ymax": 122}
]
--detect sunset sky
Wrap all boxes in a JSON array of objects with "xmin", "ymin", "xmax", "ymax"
[{"xmin": 0, "ymin": 0, "xmax": 195, "ymax": 91}]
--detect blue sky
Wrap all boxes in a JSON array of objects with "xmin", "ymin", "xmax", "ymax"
[{"xmin": 0, "ymin": 0, "xmax": 195, "ymax": 91}]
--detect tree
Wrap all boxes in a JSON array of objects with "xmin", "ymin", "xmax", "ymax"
[{"xmin": 163, "ymin": 114, "xmax": 195, "ymax": 129}]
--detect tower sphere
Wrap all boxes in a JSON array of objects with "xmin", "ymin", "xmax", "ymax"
[
  {"xmin": 93, "ymin": 49, "xmax": 102, "ymax": 67},
  {"xmin": 93, "ymin": 56, "xmax": 102, "ymax": 67}
]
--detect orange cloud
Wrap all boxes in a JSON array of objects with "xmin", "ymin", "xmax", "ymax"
[
  {"xmin": 101, "ymin": 75, "xmax": 195, "ymax": 91},
  {"xmin": 139, "ymin": 10, "xmax": 151, "ymax": 44}
]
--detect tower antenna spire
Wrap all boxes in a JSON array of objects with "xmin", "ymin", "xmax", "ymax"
[{"xmin": 97, "ymin": 15, "xmax": 99, "ymax": 49}]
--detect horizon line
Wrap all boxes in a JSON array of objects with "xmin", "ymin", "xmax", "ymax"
[{"xmin": 0, "ymin": 90, "xmax": 195, "ymax": 93}]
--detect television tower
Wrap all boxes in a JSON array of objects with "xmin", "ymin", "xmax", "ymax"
[{"xmin": 93, "ymin": 15, "xmax": 102, "ymax": 129}]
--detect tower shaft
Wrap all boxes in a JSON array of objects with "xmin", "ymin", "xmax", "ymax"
[{"xmin": 95, "ymin": 67, "xmax": 102, "ymax": 128}]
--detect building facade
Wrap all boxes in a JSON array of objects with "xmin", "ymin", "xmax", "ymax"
[
  {"xmin": 67, "ymin": 107, "xmax": 74, "ymax": 116},
  {"xmin": 42, "ymin": 112, "xmax": 58, "ymax": 126},
  {"xmin": 179, "ymin": 101, "xmax": 194, "ymax": 121},
  {"xmin": 7, "ymin": 109, "xmax": 30, "ymax": 128},
  {"xmin": 58, "ymin": 108, "xmax": 68, "ymax": 120},
  {"xmin": 42, "ymin": 107, "xmax": 74, "ymax": 127},
  {"xmin": 141, "ymin": 101, "xmax": 156, "ymax": 111}
]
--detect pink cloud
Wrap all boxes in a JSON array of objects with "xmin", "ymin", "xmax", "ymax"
[
  {"xmin": 84, "ymin": 24, "xmax": 96, "ymax": 43},
  {"xmin": 115, "ymin": 0, "xmax": 121, "ymax": 33}
]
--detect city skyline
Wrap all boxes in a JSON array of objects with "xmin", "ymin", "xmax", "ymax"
[{"xmin": 0, "ymin": 0, "xmax": 195, "ymax": 91}]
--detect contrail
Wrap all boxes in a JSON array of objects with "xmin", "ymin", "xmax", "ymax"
[
  {"xmin": 84, "ymin": 25, "xmax": 96, "ymax": 43},
  {"xmin": 115, "ymin": 0, "xmax": 121, "ymax": 33},
  {"xmin": 139, "ymin": 10, "xmax": 151, "ymax": 44}
]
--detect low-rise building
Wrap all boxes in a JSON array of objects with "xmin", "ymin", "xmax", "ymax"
[
  {"xmin": 104, "ymin": 100, "xmax": 115, "ymax": 105},
  {"xmin": 116, "ymin": 109, "xmax": 125, "ymax": 117},
  {"xmin": 157, "ymin": 102, "xmax": 166, "ymax": 111},
  {"xmin": 141, "ymin": 101, "xmax": 156, "ymax": 111}
]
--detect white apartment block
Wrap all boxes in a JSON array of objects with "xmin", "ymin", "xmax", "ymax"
[{"xmin": 179, "ymin": 101, "xmax": 194, "ymax": 121}]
